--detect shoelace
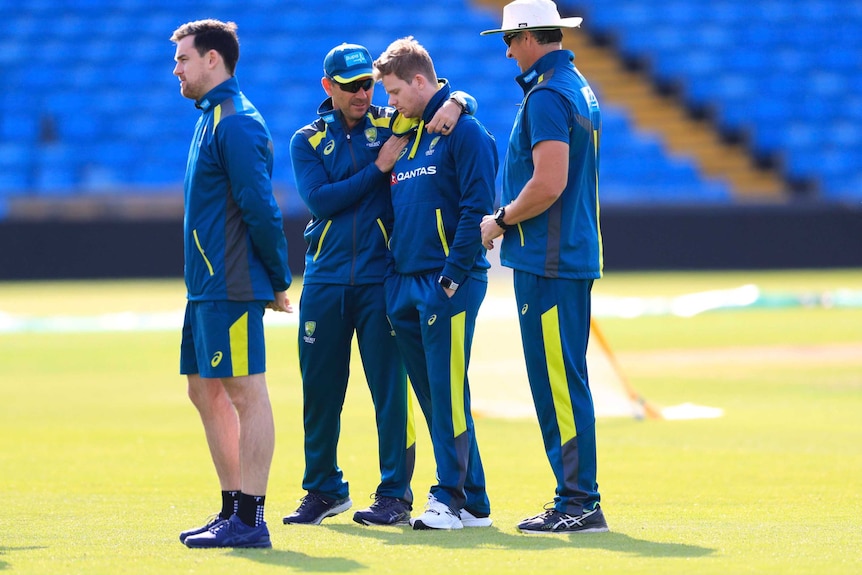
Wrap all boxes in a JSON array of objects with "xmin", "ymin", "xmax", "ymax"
[{"xmin": 373, "ymin": 496, "xmax": 398, "ymax": 510}]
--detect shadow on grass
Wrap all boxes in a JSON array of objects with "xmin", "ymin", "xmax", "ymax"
[
  {"xmin": 326, "ymin": 524, "xmax": 714, "ymax": 558},
  {"xmin": 228, "ymin": 548, "xmax": 365, "ymax": 572},
  {"xmin": 0, "ymin": 547, "xmax": 48, "ymax": 571}
]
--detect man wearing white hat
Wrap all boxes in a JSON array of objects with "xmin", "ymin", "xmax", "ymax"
[{"xmin": 479, "ymin": 0, "xmax": 608, "ymax": 535}]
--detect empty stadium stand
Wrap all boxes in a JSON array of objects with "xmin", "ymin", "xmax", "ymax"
[
  {"xmin": 565, "ymin": 0, "xmax": 862, "ymax": 200},
  {"xmin": 0, "ymin": 0, "xmax": 795, "ymax": 218}
]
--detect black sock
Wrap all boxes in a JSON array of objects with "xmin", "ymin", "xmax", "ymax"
[
  {"xmin": 237, "ymin": 493, "xmax": 266, "ymax": 527},
  {"xmin": 220, "ymin": 490, "xmax": 240, "ymax": 519}
]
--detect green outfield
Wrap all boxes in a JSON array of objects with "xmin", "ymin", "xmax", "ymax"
[{"xmin": 1, "ymin": 270, "xmax": 861, "ymax": 574}]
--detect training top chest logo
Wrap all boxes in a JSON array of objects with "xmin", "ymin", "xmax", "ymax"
[
  {"xmin": 324, "ymin": 140, "xmax": 335, "ymax": 155},
  {"xmin": 365, "ymin": 127, "xmax": 378, "ymax": 143},
  {"xmin": 426, "ymin": 136, "xmax": 441, "ymax": 156}
]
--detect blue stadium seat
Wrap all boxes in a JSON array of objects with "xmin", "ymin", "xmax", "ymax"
[
  {"xmin": 0, "ymin": 0, "xmax": 805, "ymax": 209},
  {"xmin": 569, "ymin": 0, "xmax": 862, "ymax": 198}
]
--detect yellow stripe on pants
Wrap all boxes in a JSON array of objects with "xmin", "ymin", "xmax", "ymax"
[
  {"xmin": 541, "ymin": 306, "xmax": 577, "ymax": 444},
  {"xmin": 406, "ymin": 381, "xmax": 417, "ymax": 449},
  {"xmin": 450, "ymin": 311, "xmax": 467, "ymax": 437}
]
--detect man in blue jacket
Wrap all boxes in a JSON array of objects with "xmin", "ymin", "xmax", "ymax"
[
  {"xmin": 374, "ymin": 36, "xmax": 498, "ymax": 530},
  {"xmin": 480, "ymin": 0, "xmax": 609, "ymax": 534},
  {"xmin": 285, "ymin": 43, "xmax": 471, "ymax": 527},
  {"xmin": 171, "ymin": 19, "xmax": 292, "ymax": 549}
]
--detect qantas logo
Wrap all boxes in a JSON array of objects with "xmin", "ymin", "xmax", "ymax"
[{"xmin": 392, "ymin": 166, "xmax": 437, "ymax": 183}]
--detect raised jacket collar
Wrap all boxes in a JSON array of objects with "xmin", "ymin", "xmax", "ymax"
[
  {"xmin": 515, "ymin": 50, "xmax": 574, "ymax": 94},
  {"xmin": 196, "ymin": 76, "xmax": 240, "ymax": 111}
]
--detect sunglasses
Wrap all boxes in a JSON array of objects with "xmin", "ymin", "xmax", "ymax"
[
  {"xmin": 503, "ymin": 31, "xmax": 523, "ymax": 47},
  {"xmin": 332, "ymin": 77, "xmax": 374, "ymax": 93}
]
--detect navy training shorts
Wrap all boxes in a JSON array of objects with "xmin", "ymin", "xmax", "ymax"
[{"xmin": 180, "ymin": 300, "xmax": 267, "ymax": 378}]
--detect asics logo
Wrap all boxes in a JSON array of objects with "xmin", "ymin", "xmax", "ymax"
[
  {"xmin": 521, "ymin": 304, "xmax": 529, "ymax": 315},
  {"xmin": 427, "ymin": 314, "xmax": 437, "ymax": 326},
  {"xmin": 211, "ymin": 351, "xmax": 223, "ymax": 367}
]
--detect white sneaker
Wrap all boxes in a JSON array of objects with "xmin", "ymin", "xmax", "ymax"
[
  {"xmin": 411, "ymin": 495, "xmax": 463, "ymax": 530},
  {"xmin": 460, "ymin": 508, "xmax": 492, "ymax": 527}
]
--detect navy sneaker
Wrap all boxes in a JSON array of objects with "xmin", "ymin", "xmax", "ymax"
[
  {"xmin": 353, "ymin": 495, "xmax": 412, "ymax": 526},
  {"xmin": 282, "ymin": 492, "xmax": 352, "ymax": 525},
  {"xmin": 517, "ymin": 505, "xmax": 609, "ymax": 534},
  {"xmin": 179, "ymin": 514, "xmax": 227, "ymax": 543},
  {"xmin": 184, "ymin": 514, "xmax": 272, "ymax": 548}
]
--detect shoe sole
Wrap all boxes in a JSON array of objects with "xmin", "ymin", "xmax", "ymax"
[
  {"xmin": 412, "ymin": 519, "xmax": 463, "ymax": 530},
  {"xmin": 283, "ymin": 498, "xmax": 353, "ymax": 525},
  {"xmin": 353, "ymin": 516, "xmax": 411, "ymax": 527},
  {"xmin": 461, "ymin": 518, "xmax": 493, "ymax": 527},
  {"xmin": 185, "ymin": 539, "xmax": 272, "ymax": 548},
  {"xmin": 518, "ymin": 525, "xmax": 609, "ymax": 535}
]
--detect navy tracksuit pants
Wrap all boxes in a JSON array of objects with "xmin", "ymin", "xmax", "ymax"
[
  {"xmin": 385, "ymin": 272, "xmax": 491, "ymax": 515},
  {"xmin": 298, "ymin": 283, "xmax": 414, "ymax": 504},
  {"xmin": 513, "ymin": 271, "xmax": 600, "ymax": 514}
]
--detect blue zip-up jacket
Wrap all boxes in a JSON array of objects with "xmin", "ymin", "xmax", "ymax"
[
  {"xmin": 290, "ymin": 80, "xmax": 478, "ymax": 285},
  {"xmin": 389, "ymin": 84, "xmax": 498, "ymax": 285},
  {"xmin": 500, "ymin": 50, "xmax": 603, "ymax": 279},
  {"xmin": 184, "ymin": 77, "xmax": 291, "ymax": 301},
  {"xmin": 290, "ymin": 99, "xmax": 396, "ymax": 285}
]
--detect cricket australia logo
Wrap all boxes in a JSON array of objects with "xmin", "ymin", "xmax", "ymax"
[
  {"xmin": 303, "ymin": 321, "xmax": 317, "ymax": 344},
  {"xmin": 426, "ymin": 136, "xmax": 441, "ymax": 156},
  {"xmin": 365, "ymin": 127, "xmax": 378, "ymax": 143}
]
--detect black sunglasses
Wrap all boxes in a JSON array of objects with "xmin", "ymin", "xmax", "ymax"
[
  {"xmin": 503, "ymin": 31, "xmax": 523, "ymax": 47},
  {"xmin": 332, "ymin": 77, "xmax": 374, "ymax": 93}
]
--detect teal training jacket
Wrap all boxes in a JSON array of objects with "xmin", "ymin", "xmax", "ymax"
[
  {"xmin": 500, "ymin": 50, "xmax": 604, "ymax": 280},
  {"xmin": 183, "ymin": 77, "xmax": 291, "ymax": 301}
]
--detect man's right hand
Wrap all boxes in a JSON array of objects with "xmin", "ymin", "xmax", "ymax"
[
  {"xmin": 267, "ymin": 290, "xmax": 293, "ymax": 313},
  {"xmin": 375, "ymin": 135, "xmax": 409, "ymax": 172}
]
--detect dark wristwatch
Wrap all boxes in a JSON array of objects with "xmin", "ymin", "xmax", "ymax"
[
  {"xmin": 438, "ymin": 276, "xmax": 460, "ymax": 291},
  {"xmin": 494, "ymin": 206, "xmax": 512, "ymax": 230}
]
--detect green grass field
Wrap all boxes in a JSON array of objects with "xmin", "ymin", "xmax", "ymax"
[{"xmin": 1, "ymin": 270, "xmax": 861, "ymax": 574}]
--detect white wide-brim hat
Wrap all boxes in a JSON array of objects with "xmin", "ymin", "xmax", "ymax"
[{"xmin": 481, "ymin": 0, "xmax": 582, "ymax": 35}]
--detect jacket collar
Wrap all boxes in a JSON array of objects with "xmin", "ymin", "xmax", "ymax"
[
  {"xmin": 419, "ymin": 79, "xmax": 452, "ymax": 124},
  {"xmin": 515, "ymin": 50, "xmax": 574, "ymax": 94},
  {"xmin": 196, "ymin": 76, "xmax": 240, "ymax": 111}
]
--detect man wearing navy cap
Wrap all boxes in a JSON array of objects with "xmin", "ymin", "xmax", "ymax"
[
  {"xmin": 284, "ymin": 43, "xmax": 474, "ymax": 526},
  {"xmin": 480, "ymin": 0, "xmax": 609, "ymax": 534}
]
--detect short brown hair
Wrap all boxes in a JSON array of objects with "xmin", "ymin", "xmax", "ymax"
[
  {"xmin": 373, "ymin": 36, "xmax": 437, "ymax": 85},
  {"xmin": 531, "ymin": 28, "xmax": 564, "ymax": 45},
  {"xmin": 170, "ymin": 19, "xmax": 240, "ymax": 76}
]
